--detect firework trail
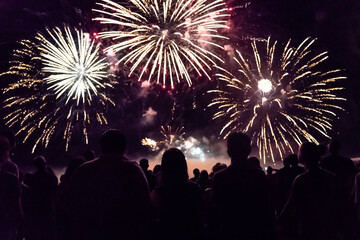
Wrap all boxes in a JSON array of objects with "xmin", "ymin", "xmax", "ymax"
[
  {"xmin": 94, "ymin": 0, "xmax": 230, "ymax": 88},
  {"xmin": 209, "ymin": 37, "xmax": 346, "ymax": 162},
  {"xmin": 1, "ymin": 27, "xmax": 115, "ymax": 152}
]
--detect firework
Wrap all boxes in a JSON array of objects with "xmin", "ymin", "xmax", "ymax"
[
  {"xmin": 38, "ymin": 27, "xmax": 110, "ymax": 105},
  {"xmin": 141, "ymin": 125, "xmax": 184, "ymax": 150},
  {"xmin": 141, "ymin": 137, "xmax": 158, "ymax": 151},
  {"xmin": 160, "ymin": 125, "xmax": 185, "ymax": 145},
  {"xmin": 209, "ymin": 37, "xmax": 346, "ymax": 162},
  {"xmin": 94, "ymin": 0, "xmax": 229, "ymax": 88},
  {"xmin": 142, "ymin": 126, "xmax": 207, "ymax": 161},
  {"xmin": 2, "ymin": 27, "xmax": 115, "ymax": 152}
]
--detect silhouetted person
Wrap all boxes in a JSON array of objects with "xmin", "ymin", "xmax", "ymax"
[
  {"xmin": 280, "ymin": 142, "xmax": 341, "ymax": 240},
  {"xmin": 211, "ymin": 162, "xmax": 227, "ymax": 175},
  {"xmin": 277, "ymin": 155, "xmax": 294, "ymax": 214},
  {"xmin": 153, "ymin": 164, "xmax": 161, "ymax": 175},
  {"xmin": 266, "ymin": 166, "xmax": 273, "ymax": 175},
  {"xmin": 63, "ymin": 156, "xmax": 86, "ymax": 182},
  {"xmin": 0, "ymin": 136, "xmax": 22, "ymax": 240},
  {"xmin": 140, "ymin": 158, "xmax": 156, "ymax": 191},
  {"xmin": 82, "ymin": 149, "xmax": 95, "ymax": 162},
  {"xmin": 322, "ymin": 139, "xmax": 355, "ymax": 192},
  {"xmin": 18, "ymin": 171, "xmax": 31, "ymax": 240},
  {"xmin": 151, "ymin": 148, "xmax": 202, "ymax": 240},
  {"xmin": 288, "ymin": 154, "xmax": 305, "ymax": 183},
  {"xmin": 27, "ymin": 155, "xmax": 58, "ymax": 240},
  {"xmin": 318, "ymin": 143, "xmax": 328, "ymax": 157},
  {"xmin": 209, "ymin": 163, "xmax": 227, "ymax": 186},
  {"xmin": 58, "ymin": 156, "xmax": 86, "ymax": 197},
  {"xmin": 57, "ymin": 156, "xmax": 86, "ymax": 240},
  {"xmin": 211, "ymin": 133, "xmax": 275, "ymax": 240},
  {"xmin": 248, "ymin": 156, "xmax": 263, "ymax": 172},
  {"xmin": 153, "ymin": 164, "xmax": 161, "ymax": 188},
  {"xmin": 278, "ymin": 156, "xmax": 291, "ymax": 178},
  {"xmin": 62, "ymin": 129, "xmax": 152, "ymax": 240},
  {"xmin": 198, "ymin": 170, "xmax": 209, "ymax": 193},
  {"xmin": 190, "ymin": 168, "xmax": 200, "ymax": 182},
  {"xmin": 266, "ymin": 166, "xmax": 278, "ymax": 216},
  {"xmin": 0, "ymin": 130, "xmax": 19, "ymax": 178},
  {"xmin": 0, "ymin": 129, "xmax": 16, "ymax": 151},
  {"xmin": 354, "ymin": 172, "xmax": 360, "ymax": 235},
  {"xmin": 322, "ymin": 139, "xmax": 356, "ymax": 239}
]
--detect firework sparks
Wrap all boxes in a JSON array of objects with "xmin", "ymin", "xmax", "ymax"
[
  {"xmin": 209, "ymin": 37, "xmax": 346, "ymax": 162},
  {"xmin": 94, "ymin": 0, "xmax": 229, "ymax": 88},
  {"xmin": 39, "ymin": 27, "xmax": 109, "ymax": 105},
  {"xmin": 141, "ymin": 125, "xmax": 185, "ymax": 151},
  {"xmin": 160, "ymin": 125, "xmax": 185, "ymax": 146},
  {"xmin": 142, "ymin": 126, "xmax": 207, "ymax": 161},
  {"xmin": 141, "ymin": 137, "xmax": 158, "ymax": 151},
  {"xmin": 1, "ymin": 27, "xmax": 114, "ymax": 152}
]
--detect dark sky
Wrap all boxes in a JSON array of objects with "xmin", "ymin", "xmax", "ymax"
[{"xmin": 0, "ymin": 0, "xmax": 359, "ymax": 167}]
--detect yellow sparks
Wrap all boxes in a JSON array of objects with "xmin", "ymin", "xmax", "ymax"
[
  {"xmin": 2, "ymin": 27, "xmax": 115, "ymax": 153},
  {"xmin": 160, "ymin": 125, "xmax": 185, "ymax": 145},
  {"xmin": 208, "ymin": 37, "xmax": 346, "ymax": 163}
]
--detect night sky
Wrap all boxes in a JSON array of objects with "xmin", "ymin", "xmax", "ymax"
[{"xmin": 0, "ymin": 0, "xmax": 359, "ymax": 169}]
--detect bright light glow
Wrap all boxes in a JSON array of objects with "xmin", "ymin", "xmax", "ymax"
[
  {"xmin": 261, "ymin": 97, "xmax": 267, "ymax": 104},
  {"xmin": 184, "ymin": 140, "xmax": 194, "ymax": 149},
  {"xmin": 94, "ymin": 0, "xmax": 230, "ymax": 88},
  {"xmin": 189, "ymin": 147, "xmax": 205, "ymax": 162},
  {"xmin": 258, "ymin": 79, "xmax": 272, "ymax": 93},
  {"xmin": 141, "ymin": 138, "xmax": 158, "ymax": 151},
  {"xmin": 39, "ymin": 27, "xmax": 108, "ymax": 105}
]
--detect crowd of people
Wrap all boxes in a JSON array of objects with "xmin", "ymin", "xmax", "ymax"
[{"xmin": 0, "ymin": 129, "xmax": 360, "ymax": 240}]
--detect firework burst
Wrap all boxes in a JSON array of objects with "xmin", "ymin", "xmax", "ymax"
[
  {"xmin": 1, "ymin": 27, "xmax": 115, "ymax": 152},
  {"xmin": 209, "ymin": 37, "xmax": 346, "ymax": 162},
  {"xmin": 141, "ymin": 137, "xmax": 158, "ymax": 151},
  {"xmin": 39, "ymin": 27, "xmax": 109, "ymax": 105},
  {"xmin": 94, "ymin": 0, "xmax": 229, "ymax": 88},
  {"xmin": 160, "ymin": 125, "xmax": 185, "ymax": 146}
]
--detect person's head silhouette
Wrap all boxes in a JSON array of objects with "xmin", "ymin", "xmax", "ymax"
[
  {"xmin": 328, "ymin": 139, "xmax": 341, "ymax": 155},
  {"xmin": 287, "ymin": 154, "xmax": 299, "ymax": 167},
  {"xmin": 248, "ymin": 156, "xmax": 261, "ymax": 169},
  {"xmin": 100, "ymin": 129, "xmax": 126, "ymax": 155},
  {"xmin": 0, "ymin": 136, "xmax": 10, "ymax": 162},
  {"xmin": 161, "ymin": 148, "xmax": 188, "ymax": 185},
  {"xmin": 33, "ymin": 155, "xmax": 47, "ymax": 171},
  {"xmin": 0, "ymin": 129, "xmax": 16, "ymax": 151},
  {"xmin": 139, "ymin": 159, "xmax": 149, "ymax": 172},
  {"xmin": 266, "ymin": 166, "xmax": 274, "ymax": 175},
  {"xmin": 193, "ymin": 168, "xmax": 200, "ymax": 178},
  {"xmin": 299, "ymin": 142, "xmax": 320, "ymax": 169},
  {"xmin": 283, "ymin": 157, "xmax": 291, "ymax": 168},
  {"xmin": 227, "ymin": 132, "xmax": 251, "ymax": 163},
  {"xmin": 153, "ymin": 164, "xmax": 161, "ymax": 174},
  {"xmin": 83, "ymin": 149, "xmax": 95, "ymax": 161}
]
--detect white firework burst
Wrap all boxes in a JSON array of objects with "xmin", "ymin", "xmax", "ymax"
[
  {"xmin": 94, "ymin": 0, "xmax": 230, "ymax": 88},
  {"xmin": 38, "ymin": 26, "xmax": 108, "ymax": 104}
]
